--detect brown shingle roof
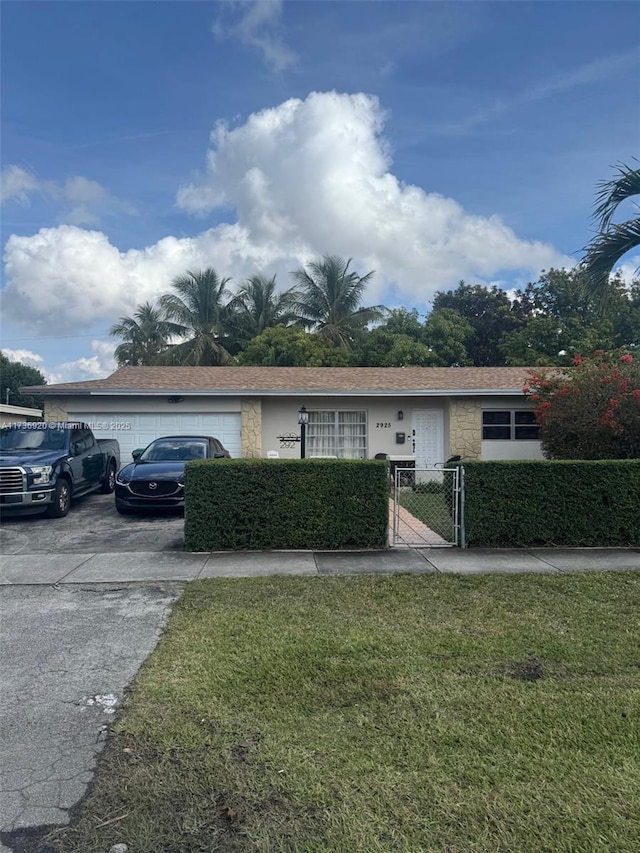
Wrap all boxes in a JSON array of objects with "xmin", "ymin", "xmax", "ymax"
[{"xmin": 25, "ymin": 366, "xmax": 537, "ymax": 396}]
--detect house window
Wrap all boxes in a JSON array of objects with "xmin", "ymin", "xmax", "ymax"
[
  {"xmin": 307, "ymin": 411, "xmax": 367, "ymax": 458},
  {"xmin": 482, "ymin": 410, "xmax": 540, "ymax": 441}
]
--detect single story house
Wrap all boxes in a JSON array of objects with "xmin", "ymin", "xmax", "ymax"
[
  {"xmin": 24, "ymin": 366, "xmax": 544, "ymax": 465},
  {"xmin": 0, "ymin": 403, "xmax": 43, "ymax": 425}
]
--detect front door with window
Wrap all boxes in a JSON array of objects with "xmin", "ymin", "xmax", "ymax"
[{"xmin": 412, "ymin": 409, "xmax": 444, "ymax": 467}]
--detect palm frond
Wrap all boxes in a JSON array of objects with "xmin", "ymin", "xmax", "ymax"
[
  {"xmin": 290, "ymin": 254, "xmax": 379, "ymax": 348},
  {"xmin": 158, "ymin": 293, "xmax": 191, "ymax": 324},
  {"xmin": 226, "ymin": 274, "xmax": 301, "ymax": 347},
  {"xmin": 581, "ymin": 217, "xmax": 640, "ymax": 307},
  {"xmin": 593, "ymin": 160, "xmax": 640, "ymax": 231},
  {"xmin": 109, "ymin": 300, "xmax": 176, "ymax": 365}
]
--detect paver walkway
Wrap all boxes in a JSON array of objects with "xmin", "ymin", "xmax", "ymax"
[{"xmin": 389, "ymin": 500, "xmax": 450, "ymax": 547}]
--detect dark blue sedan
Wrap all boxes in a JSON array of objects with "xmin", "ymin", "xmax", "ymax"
[{"xmin": 115, "ymin": 435, "xmax": 230, "ymax": 514}]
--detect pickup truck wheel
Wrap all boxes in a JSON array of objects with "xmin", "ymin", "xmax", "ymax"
[
  {"xmin": 101, "ymin": 462, "xmax": 116, "ymax": 494},
  {"xmin": 46, "ymin": 479, "xmax": 71, "ymax": 518}
]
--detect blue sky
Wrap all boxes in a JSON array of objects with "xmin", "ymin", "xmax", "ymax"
[{"xmin": 1, "ymin": 0, "xmax": 638, "ymax": 382}]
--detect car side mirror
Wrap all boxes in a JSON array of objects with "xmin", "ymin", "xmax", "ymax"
[
  {"xmin": 72, "ymin": 442, "xmax": 82, "ymax": 456},
  {"xmin": 213, "ymin": 452, "xmax": 225, "ymax": 458},
  {"xmin": 132, "ymin": 448, "xmax": 143, "ymax": 460}
]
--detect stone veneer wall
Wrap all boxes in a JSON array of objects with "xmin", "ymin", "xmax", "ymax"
[
  {"xmin": 449, "ymin": 398, "xmax": 481, "ymax": 460},
  {"xmin": 44, "ymin": 401, "xmax": 68, "ymax": 422},
  {"xmin": 241, "ymin": 398, "xmax": 262, "ymax": 458}
]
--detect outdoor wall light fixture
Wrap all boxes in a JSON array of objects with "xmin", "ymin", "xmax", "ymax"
[
  {"xmin": 397, "ymin": 410, "xmax": 404, "ymax": 420},
  {"xmin": 298, "ymin": 405, "xmax": 309, "ymax": 458}
]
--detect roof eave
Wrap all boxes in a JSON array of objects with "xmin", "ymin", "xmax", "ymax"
[{"xmin": 30, "ymin": 387, "xmax": 526, "ymax": 397}]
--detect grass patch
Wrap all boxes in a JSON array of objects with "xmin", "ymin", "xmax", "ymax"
[
  {"xmin": 398, "ymin": 489, "xmax": 454, "ymax": 540},
  {"xmin": 47, "ymin": 573, "xmax": 640, "ymax": 852}
]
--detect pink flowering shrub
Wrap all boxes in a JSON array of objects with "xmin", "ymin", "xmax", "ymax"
[{"xmin": 524, "ymin": 351, "xmax": 640, "ymax": 459}]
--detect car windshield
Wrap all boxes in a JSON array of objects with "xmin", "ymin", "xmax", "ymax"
[
  {"xmin": 139, "ymin": 439, "xmax": 208, "ymax": 462},
  {"xmin": 0, "ymin": 425, "xmax": 67, "ymax": 452}
]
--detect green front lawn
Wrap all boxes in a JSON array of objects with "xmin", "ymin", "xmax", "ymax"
[
  {"xmin": 48, "ymin": 573, "xmax": 640, "ymax": 853},
  {"xmin": 398, "ymin": 488, "xmax": 454, "ymax": 540}
]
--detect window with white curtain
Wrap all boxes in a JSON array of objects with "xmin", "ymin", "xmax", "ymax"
[{"xmin": 307, "ymin": 411, "xmax": 367, "ymax": 458}]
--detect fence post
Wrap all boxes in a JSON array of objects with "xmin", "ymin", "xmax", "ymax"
[
  {"xmin": 392, "ymin": 467, "xmax": 398, "ymax": 544},
  {"xmin": 459, "ymin": 466, "xmax": 466, "ymax": 549}
]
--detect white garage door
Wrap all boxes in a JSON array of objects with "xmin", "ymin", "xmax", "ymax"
[{"xmin": 69, "ymin": 412, "xmax": 242, "ymax": 460}]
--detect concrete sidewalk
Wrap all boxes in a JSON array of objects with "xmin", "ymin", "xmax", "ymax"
[{"xmin": 2, "ymin": 546, "xmax": 640, "ymax": 584}]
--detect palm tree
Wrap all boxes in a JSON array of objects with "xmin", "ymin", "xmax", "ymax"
[
  {"xmin": 581, "ymin": 160, "xmax": 640, "ymax": 310},
  {"xmin": 291, "ymin": 255, "xmax": 385, "ymax": 348},
  {"xmin": 157, "ymin": 268, "xmax": 233, "ymax": 365},
  {"xmin": 110, "ymin": 302, "xmax": 173, "ymax": 366},
  {"xmin": 226, "ymin": 273, "xmax": 300, "ymax": 351}
]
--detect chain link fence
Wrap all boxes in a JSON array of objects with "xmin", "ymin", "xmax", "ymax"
[{"xmin": 392, "ymin": 467, "xmax": 462, "ymax": 547}]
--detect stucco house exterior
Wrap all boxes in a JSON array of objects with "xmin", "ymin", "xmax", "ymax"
[{"xmin": 25, "ymin": 366, "xmax": 544, "ymax": 465}]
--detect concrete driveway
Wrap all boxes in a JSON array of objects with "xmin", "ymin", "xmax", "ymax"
[
  {"xmin": 0, "ymin": 493, "xmax": 185, "ymax": 555},
  {"xmin": 0, "ymin": 497, "xmax": 186, "ymax": 851},
  {"xmin": 0, "ymin": 582, "xmax": 181, "ymax": 853}
]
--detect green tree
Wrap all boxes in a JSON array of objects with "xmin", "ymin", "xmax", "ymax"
[
  {"xmin": 226, "ymin": 274, "xmax": 299, "ymax": 354},
  {"xmin": 351, "ymin": 309, "xmax": 435, "ymax": 366},
  {"xmin": 501, "ymin": 268, "xmax": 624, "ymax": 366},
  {"xmin": 110, "ymin": 302, "xmax": 173, "ymax": 366},
  {"xmin": 0, "ymin": 352, "xmax": 46, "ymax": 410},
  {"xmin": 612, "ymin": 278, "xmax": 640, "ymax": 350},
  {"xmin": 511, "ymin": 267, "xmax": 600, "ymax": 323},
  {"xmin": 581, "ymin": 161, "xmax": 640, "ymax": 310},
  {"xmin": 158, "ymin": 268, "xmax": 234, "ymax": 365},
  {"xmin": 525, "ymin": 351, "xmax": 640, "ymax": 459},
  {"xmin": 501, "ymin": 316, "xmax": 614, "ymax": 367},
  {"xmin": 291, "ymin": 255, "xmax": 385, "ymax": 349},
  {"xmin": 380, "ymin": 307, "xmax": 425, "ymax": 340},
  {"xmin": 422, "ymin": 308, "xmax": 474, "ymax": 366},
  {"xmin": 238, "ymin": 325, "xmax": 349, "ymax": 366},
  {"xmin": 432, "ymin": 281, "xmax": 521, "ymax": 366},
  {"xmin": 351, "ymin": 306, "xmax": 474, "ymax": 367},
  {"xmin": 351, "ymin": 328, "xmax": 436, "ymax": 366}
]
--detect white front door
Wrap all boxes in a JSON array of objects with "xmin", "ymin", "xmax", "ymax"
[{"xmin": 412, "ymin": 409, "xmax": 444, "ymax": 468}]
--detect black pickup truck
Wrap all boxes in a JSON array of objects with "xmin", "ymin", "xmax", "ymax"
[{"xmin": 0, "ymin": 422, "xmax": 120, "ymax": 517}]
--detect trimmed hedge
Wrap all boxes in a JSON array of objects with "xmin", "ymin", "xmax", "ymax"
[
  {"xmin": 463, "ymin": 460, "xmax": 640, "ymax": 547},
  {"xmin": 184, "ymin": 458, "xmax": 389, "ymax": 551}
]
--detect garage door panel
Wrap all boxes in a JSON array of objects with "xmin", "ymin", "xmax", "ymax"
[
  {"xmin": 154, "ymin": 415, "xmax": 182, "ymax": 430},
  {"xmin": 179, "ymin": 416, "xmax": 201, "ymax": 429},
  {"xmin": 69, "ymin": 412, "xmax": 242, "ymax": 458}
]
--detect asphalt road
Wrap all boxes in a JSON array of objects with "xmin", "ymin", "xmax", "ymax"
[{"xmin": 0, "ymin": 493, "xmax": 185, "ymax": 555}]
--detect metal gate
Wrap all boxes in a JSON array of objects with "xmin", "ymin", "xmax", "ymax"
[{"xmin": 391, "ymin": 467, "xmax": 464, "ymax": 547}]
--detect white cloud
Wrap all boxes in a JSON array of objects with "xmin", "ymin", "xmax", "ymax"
[
  {"xmin": 2, "ymin": 225, "xmax": 199, "ymax": 330},
  {"xmin": 2, "ymin": 91, "xmax": 571, "ymax": 334},
  {"xmin": 0, "ymin": 165, "xmax": 136, "ymax": 225},
  {"xmin": 54, "ymin": 340, "xmax": 117, "ymax": 382},
  {"xmin": 528, "ymin": 46, "xmax": 640, "ymax": 101},
  {"xmin": 2, "ymin": 341, "xmax": 117, "ymax": 384},
  {"xmin": 177, "ymin": 91, "xmax": 569, "ymax": 299},
  {"xmin": 1, "ymin": 348, "xmax": 45, "ymax": 369},
  {"xmin": 439, "ymin": 45, "xmax": 640, "ymax": 135},
  {"xmin": 0, "ymin": 166, "xmax": 42, "ymax": 204},
  {"xmin": 212, "ymin": 0, "xmax": 296, "ymax": 73}
]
